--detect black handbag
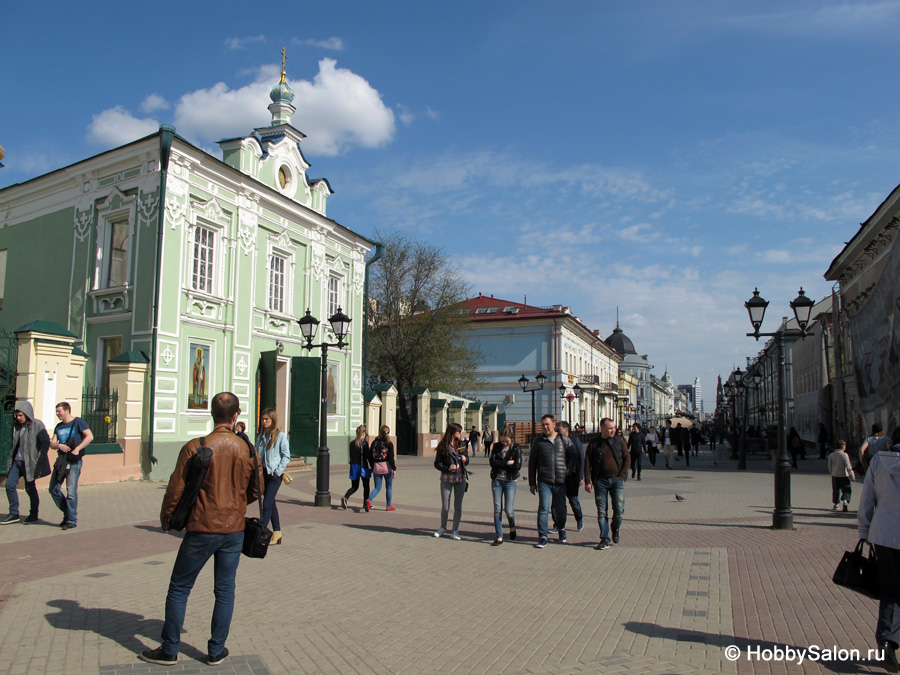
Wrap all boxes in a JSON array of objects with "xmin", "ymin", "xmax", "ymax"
[
  {"xmin": 242, "ymin": 439, "xmax": 272, "ymax": 559},
  {"xmin": 833, "ymin": 539, "xmax": 879, "ymax": 599}
]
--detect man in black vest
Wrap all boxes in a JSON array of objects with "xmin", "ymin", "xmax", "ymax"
[{"xmin": 585, "ymin": 417, "xmax": 630, "ymax": 550}]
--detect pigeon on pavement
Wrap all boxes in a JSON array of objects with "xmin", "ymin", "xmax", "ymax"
[{"xmin": 675, "ymin": 494, "xmax": 686, "ymax": 502}]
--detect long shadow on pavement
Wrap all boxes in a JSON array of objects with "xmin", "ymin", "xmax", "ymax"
[
  {"xmin": 624, "ymin": 621, "xmax": 877, "ymax": 674},
  {"xmin": 44, "ymin": 599, "xmax": 206, "ymax": 663}
]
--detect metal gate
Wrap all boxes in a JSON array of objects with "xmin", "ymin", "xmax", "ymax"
[{"xmin": 0, "ymin": 328, "xmax": 18, "ymax": 471}]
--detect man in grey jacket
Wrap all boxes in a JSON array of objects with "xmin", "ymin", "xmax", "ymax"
[
  {"xmin": 529, "ymin": 414, "xmax": 576, "ymax": 548},
  {"xmin": 4, "ymin": 402, "xmax": 50, "ymax": 524}
]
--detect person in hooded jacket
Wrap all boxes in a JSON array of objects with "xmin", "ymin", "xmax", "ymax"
[
  {"xmin": 858, "ymin": 426, "xmax": 900, "ymax": 673},
  {"xmin": 3, "ymin": 402, "xmax": 51, "ymax": 524}
]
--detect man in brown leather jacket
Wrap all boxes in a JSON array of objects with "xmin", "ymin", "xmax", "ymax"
[{"xmin": 140, "ymin": 392, "xmax": 262, "ymax": 668}]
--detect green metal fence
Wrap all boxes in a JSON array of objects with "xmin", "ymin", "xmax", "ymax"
[{"xmin": 81, "ymin": 388, "xmax": 118, "ymax": 443}]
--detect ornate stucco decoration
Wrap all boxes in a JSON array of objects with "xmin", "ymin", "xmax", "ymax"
[
  {"xmin": 139, "ymin": 193, "xmax": 159, "ymax": 227},
  {"xmin": 74, "ymin": 208, "xmax": 93, "ymax": 242},
  {"xmin": 310, "ymin": 227, "xmax": 326, "ymax": 282},
  {"xmin": 166, "ymin": 197, "xmax": 187, "ymax": 230},
  {"xmin": 353, "ymin": 259, "xmax": 365, "ymax": 296},
  {"xmin": 187, "ymin": 295, "xmax": 222, "ymax": 320},
  {"xmin": 191, "ymin": 198, "xmax": 232, "ymax": 227},
  {"xmin": 161, "ymin": 345, "xmax": 176, "ymax": 366},
  {"xmin": 236, "ymin": 355, "xmax": 249, "ymax": 377}
]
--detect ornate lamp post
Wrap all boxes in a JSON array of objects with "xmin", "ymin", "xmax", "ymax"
[
  {"xmin": 518, "ymin": 372, "xmax": 546, "ymax": 440},
  {"xmin": 297, "ymin": 307, "xmax": 351, "ymax": 507},
  {"xmin": 745, "ymin": 287, "xmax": 813, "ymax": 530}
]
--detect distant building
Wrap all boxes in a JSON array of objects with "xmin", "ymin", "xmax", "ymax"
[
  {"xmin": 453, "ymin": 294, "xmax": 621, "ymax": 436},
  {"xmin": 604, "ymin": 322, "xmax": 672, "ymax": 426}
]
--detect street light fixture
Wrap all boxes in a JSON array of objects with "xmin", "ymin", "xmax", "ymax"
[
  {"xmin": 744, "ymin": 287, "xmax": 812, "ymax": 530},
  {"xmin": 298, "ymin": 307, "xmax": 351, "ymax": 507},
  {"xmin": 519, "ymin": 371, "xmax": 546, "ymax": 439}
]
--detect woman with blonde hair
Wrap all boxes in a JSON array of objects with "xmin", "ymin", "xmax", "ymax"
[
  {"xmin": 341, "ymin": 425, "xmax": 371, "ymax": 511},
  {"xmin": 367, "ymin": 425, "xmax": 396, "ymax": 511},
  {"xmin": 433, "ymin": 422, "xmax": 467, "ymax": 539},
  {"xmin": 256, "ymin": 408, "xmax": 290, "ymax": 545}
]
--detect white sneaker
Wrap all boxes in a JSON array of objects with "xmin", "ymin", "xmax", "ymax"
[
  {"xmin": 833, "ymin": 504, "xmax": 839, "ymax": 510},
  {"xmin": 433, "ymin": 528, "xmax": 445, "ymax": 538},
  {"xmin": 451, "ymin": 532, "xmax": 461, "ymax": 540}
]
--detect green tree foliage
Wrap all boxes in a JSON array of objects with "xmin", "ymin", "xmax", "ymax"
[{"xmin": 368, "ymin": 230, "xmax": 482, "ymax": 413}]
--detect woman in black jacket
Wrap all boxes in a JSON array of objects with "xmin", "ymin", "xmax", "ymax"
[
  {"xmin": 489, "ymin": 428, "xmax": 522, "ymax": 545},
  {"xmin": 341, "ymin": 425, "xmax": 371, "ymax": 512},
  {"xmin": 433, "ymin": 423, "xmax": 467, "ymax": 540},
  {"xmin": 628, "ymin": 423, "xmax": 645, "ymax": 481}
]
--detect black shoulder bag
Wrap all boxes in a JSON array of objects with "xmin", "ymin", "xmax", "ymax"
[
  {"xmin": 242, "ymin": 438, "xmax": 273, "ymax": 559},
  {"xmin": 169, "ymin": 438, "xmax": 213, "ymax": 531}
]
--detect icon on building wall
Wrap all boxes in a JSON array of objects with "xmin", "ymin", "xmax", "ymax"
[
  {"xmin": 189, "ymin": 343, "xmax": 210, "ymax": 410},
  {"xmin": 326, "ymin": 363, "xmax": 338, "ymax": 415}
]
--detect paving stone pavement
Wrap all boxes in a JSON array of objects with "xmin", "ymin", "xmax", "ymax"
[{"xmin": 0, "ymin": 447, "xmax": 889, "ymax": 674}]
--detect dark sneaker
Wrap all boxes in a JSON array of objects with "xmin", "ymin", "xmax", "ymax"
[
  {"xmin": 596, "ymin": 542, "xmax": 610, "ymax": 550},
  {"xmin": 612, "ymin": 529, "xmax": 620, "ymax": 544},
  {"xmin": 138, "ymin": 648, "xmax": 177, "ymax": 666},
  {"xmin": 880, "ymin": 642, "xmax": 899, "ymax": 673},
  {"xmin": 535, "ymin": 538, "xmax": 548, "ymax": 549},
  {"xmin": 340, "ymin": 496, "xmax": 347, "ymax": 510},
  {"xmin": 548, "ymin": 527, "xmax": 558, "ymax": 534},
  {"xmin": 59, "ymin": 519, "xmax": 67, "ymax": 528},
  {"xmin": 23, "ymin": 514, "xmax": 38, "ymax": 524},
  {"xmin": 491, "ymin": 539, "xmax": 503, "ymax": 546},
  {"xmin": 559, "ymin": 532, "xmax": 568, "ymax": 544},
  {"xmin": 62, "ymin": 522, "xmax": 77, "ymax": 530},
  {"xmin": 509, "ymin": 528, "xmax": 517, "ymax": 541},
  {"xmin": 576, "ymin": 520, "xmax": 584, "ymax": 532},
  {"xmin": 842, "ymin": 502, "xmax": 849, "ymax": 513},
  {"xmin": 1, "ymin": 514, "xmax": 20, "ymax": 525},
  {"xmin": 207, "ymin": 647, "xmax": 229, "ymax": 666}
]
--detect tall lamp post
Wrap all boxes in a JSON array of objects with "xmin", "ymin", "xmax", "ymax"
[
  {"xmin": 738, "ymin": 368, "xmax": 763, "ymax": 471},
  {"xmin": 732, "ymin": 368, "xmax": 744, "ymax": 464},
  {"xmin": 745, "ymin": 287, "xmax": 814, "ymax": 530},
  {"xmin": 558, "ymin": 383, "xmax": 580, "ymax": 424},
  {"xmin": 298, "ymin": 307, "xmax": 352, "ymax": 507},
  {"xmin": 518, "ymin": 372, "xmax": 546, "ymax": 440}
]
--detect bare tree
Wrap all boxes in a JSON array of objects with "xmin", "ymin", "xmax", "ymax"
[{"xmin": 368, "ymin": 230, "xmax": 481, "ymax": 432}]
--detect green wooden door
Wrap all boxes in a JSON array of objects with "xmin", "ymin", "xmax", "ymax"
[
  {"xmin": 289, "ymin": 356, "xmax": 320, "ymax": 457},
  {"xmin": 258, "ymin": 350, "xmax": 278, "ymax": 414}
]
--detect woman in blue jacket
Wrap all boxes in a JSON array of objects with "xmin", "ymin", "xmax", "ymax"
[{"xmin": 256, "ymin": 408, "xmax": 291, "ymax": 545}]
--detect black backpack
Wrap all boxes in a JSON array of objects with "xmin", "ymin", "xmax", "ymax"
[
  {"xmin": 372, "ymin": 438, "xmax": 388, "ymax": 462},
  {"xmin": 168, "ymin": 439, "xmax": 212, "ymax": 531}
]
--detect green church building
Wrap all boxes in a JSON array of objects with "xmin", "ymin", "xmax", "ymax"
[{"xmin": 0, "ymin": 62, "xmax": 375, "ymax": 482}]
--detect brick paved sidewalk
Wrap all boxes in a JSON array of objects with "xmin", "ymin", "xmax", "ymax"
[{"xmin": 0, "ymin": 447, "xmax": 887, "ymax": 674}]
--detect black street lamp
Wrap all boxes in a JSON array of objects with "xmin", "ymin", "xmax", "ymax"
[
  {"xmin": 298, "ymin": 307, "xmax": 351, "ymax": 507},
  {"xmin": 518, "ymin": 371, "xmax": 546, "ymax": 439},
  {"xmin": 744, "ymin": 287, "xmax": 813, "ymax": 530}
]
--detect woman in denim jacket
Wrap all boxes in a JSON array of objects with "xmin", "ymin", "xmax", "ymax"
[
  {"xmin": 256, "ymin": 408, "xmax": 290, "ymax": 546},
  {"xmin": 489, "ymin": 428, "xmax": 521, "ymax": 545}
]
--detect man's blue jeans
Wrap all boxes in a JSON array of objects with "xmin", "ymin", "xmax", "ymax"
[
  {"xmin": 491, "ymin": 478, "xmax": 517, "ymax": 539},
  {"xmin": 161, "ymin": 531, "xmax": 243, "ymax": 656},
  {"xmin": 369, "ymin": 472, "xmax": 393, "ymax": 507},
  {"xmin": 5, "ymin": 458, "xmax": 39, "ymax": 517},
  {"xmin": 592, "ymin": 477, "xmax": 625, "ymax": 545},
  {"xmin": 49, "ymin": 458, "xmax": 82, "ymax": 525},
  {"xmin": 537, "ymin": 481, "xmax": 567, "ymax": 539}
]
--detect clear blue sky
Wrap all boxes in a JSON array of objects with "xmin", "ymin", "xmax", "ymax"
[{"xmin": 3, "ymin": 1, "xmax": 900, "ymax": 410}]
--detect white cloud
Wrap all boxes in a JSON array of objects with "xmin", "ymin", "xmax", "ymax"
[
  {"xmin": 426, "ymin": 107, "xmax": 440, "ymax": 121},
  {"xmin": 618, "ymin": 223, "xmax": 658, "ymax": 243},
  {"xmin": 397, "ymin": 104, "xmax": 415, "ymax": 126},
  {"xmin": 86, "ymin": 106, "xmax": 159, "ymax": 147},
  {"xmin": 298, "ymin": 37, "xmax": 344, "ymax": 51},
  {"xmin": 728, "ymin": 244, "xmax": 748, "ymax": 255},
  {"xmin": 225, "ymin": 35, "xmax": 266, "ymax": 50},
  {"xmin": 140, "ymin": 93, "xmax": 170, "ymax": 113},
  {"xmin": 86, "ymin": 59, "xmax": 395, "ymax": 157},
  {"xmin": 762, "ymin": 249, "xmax": 791, "ymax": 263}
]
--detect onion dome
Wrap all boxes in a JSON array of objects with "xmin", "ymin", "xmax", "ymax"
[{"xmin": 604, "ymin": 324, "xmax": 636, "ymax": 355}]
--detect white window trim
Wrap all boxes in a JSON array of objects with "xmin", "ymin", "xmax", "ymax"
[
  {"xmin": 94, "ymin": 201, "xmax": 135, "ymax": 290},
  {"xmin": 325, "ymin": 272, "xmax": 345, "ymax": 320},
  {"xmin": 265, "ymin": 231, "xmax": 297, "ymax": 320},
  {"xmin": 187, "ymin": 219, "xmax": 226, "ymax": 299}
]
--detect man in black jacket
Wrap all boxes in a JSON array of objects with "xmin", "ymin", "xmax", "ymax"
[
  {"xmin": 585, "ymin": 418, "xmax": 630, "ymax": 550},
  {"xmin": 529, "ymin": 414, "xmax": 576, "ymax": 548}
]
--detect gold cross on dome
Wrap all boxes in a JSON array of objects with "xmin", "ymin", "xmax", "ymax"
[{"xmin": 281, "ymin": 46, "xmax": 287, "ymax": 72}]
